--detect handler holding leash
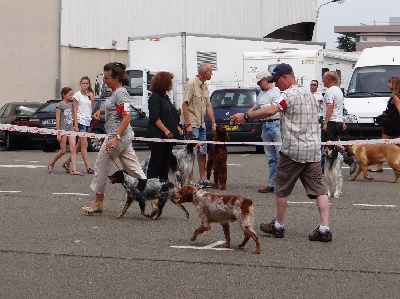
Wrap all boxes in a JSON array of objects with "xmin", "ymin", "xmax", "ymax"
[
  {"xmin": 82, "ymin": 62, "xmax": 146, "ymax": 215},
  {"xmin": 230, "ymin": 63, "xmax": 332, "ymax": 242}
]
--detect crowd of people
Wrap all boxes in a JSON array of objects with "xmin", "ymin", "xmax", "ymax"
[{"xmin": 47, "ymin": 60, "xmax": 400, "ymax": 244}]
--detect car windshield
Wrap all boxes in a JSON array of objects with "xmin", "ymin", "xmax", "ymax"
[
  {"xmin": 36, "ymin": 101, "xmax": 60, "ymax": 113},
  {"xmin": 211, "ymin": 90, "xmax": 257, "ymax": 108},
  {"xmin": 346, "ymin": 65, "xmax": 399, "ymax": 97},
  {"xmin": 16, "ymin": 104, "xmax": 42, "ymax": 116}
]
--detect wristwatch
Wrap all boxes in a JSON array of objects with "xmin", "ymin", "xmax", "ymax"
[
  {"xmin": 115, "ymin": 134, "xmax": 121, "ymax": 140},
  {"xmin": 244, "ymin": 112, "xmax": 250, "ymax": 122}
]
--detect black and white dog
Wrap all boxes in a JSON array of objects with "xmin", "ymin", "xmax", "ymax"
[
  {"xmin": 141, "ymin": 141, "xmax": 198, "ymax": 189},
  {"xmin": 322, "ymin": 145, "xmax": 343, "ymax": 198},
  {"xmin": 108, "ymin": 170, "xmax": 189, "ymax": 220}
]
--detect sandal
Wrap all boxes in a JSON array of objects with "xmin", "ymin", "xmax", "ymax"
[
  {"xmin": 86, "ymin": 168, "xmax": 94, "ymax": 174},
  {"xmin": 70, "ymin": 171, "xmax": 84, "ymax": 176},
  {"xmin": 48, "ymin": 163, "xmax": 54, "ymax": 174},
  {"xmin": 62, "ymin": 162, "xmax": 70, "ymax": 173}
]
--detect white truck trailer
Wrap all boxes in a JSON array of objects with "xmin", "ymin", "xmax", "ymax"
[
  {"xmin": 243, "ymin": 49, "xmax": 360, "ymax": 92},
  {"xmin": 341, "ymin": 46, "xmax": 400, "ymax": 140},
  {"xmin": 126, "ymin": 32, "xmax": 324, "ymax": 114}
]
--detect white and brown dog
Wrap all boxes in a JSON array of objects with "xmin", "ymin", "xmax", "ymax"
[
  {"xmin": 346, "ymin": 144, "xmax": 400, "ymax": 183},
  {"xmin": 322, "ymin": 145, "xmax": 343, "ymax": 198},
  {"xmin": 176, "ymin": 185, "xmax": 261, "ymax": 254}
]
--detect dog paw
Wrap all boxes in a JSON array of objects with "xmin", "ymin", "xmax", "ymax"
[
  {"xmin": 333, "ymin": 192, "xmax": 341, "ymax": 198},
  {"xmin": 348, "ymin": 177, "xmax": 355, "ymax": 181},
  {"xmin": 365, "ymin": 176, "xmax": 374, "ymax": 180},
  {"xmin": 253, "ymin": 249, "xmax": 261, "ymax": 254},
  {"xmin": 116, "ymin": 214, "xmax": 124, "ymax": 219}
]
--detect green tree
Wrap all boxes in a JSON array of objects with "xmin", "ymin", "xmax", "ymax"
[{"xmin": 336, "ymin": 35, "xmax": 356, "ymax": 52}]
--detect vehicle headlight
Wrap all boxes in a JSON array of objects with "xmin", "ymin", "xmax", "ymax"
[{"xmin": 343, "ymin": 114, "xmax": 358, "ymax": 123}]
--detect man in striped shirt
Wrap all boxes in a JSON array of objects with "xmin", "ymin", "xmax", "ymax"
[{"xmin": 229, "ymin": 63, "xmax": 332, "ymax": 242}]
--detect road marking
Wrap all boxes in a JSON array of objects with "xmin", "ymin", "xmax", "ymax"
[
  {"xmin": 0, "ymin": 165, "xmax": 46, "ymax": 168},
  {"xmin": 53, "ymin": 193, "xmax": 90, "ymax": 196},
  {"xmin": 14, "ymin": 160, "xmax": 39, "ymax": 163},
  {"xmin": 288, "ymin": 201, "xmax": 314, "ymax": 204},
  {"xmin": 0, "ymin": 190, "xmax": 22, "ymax": 193},
  {"xmin": 353, "ymin": 204, "xmax": 397, "ymax": 208},
  {"xmin": 171, "ymin": 240, "xmax": 233, "ymax": 251},
  {"xmin": 228, "ymin": 163, "xmax": 240, "ymax": 166}
]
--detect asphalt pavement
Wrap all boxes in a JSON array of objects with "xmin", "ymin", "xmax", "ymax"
[{"xmin": 1, "ymin": 145, "xmax": 399, "ymax": 299}]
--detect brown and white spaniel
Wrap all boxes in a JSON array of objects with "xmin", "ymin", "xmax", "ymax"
[{"xmin": 176, "ymin": 185, "xmax": 261, "ymax": 254}]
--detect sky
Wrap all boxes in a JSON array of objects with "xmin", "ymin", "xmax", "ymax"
[{"xmin": 316, "ymin": 0, "xmax": 396, "ymax": 49}]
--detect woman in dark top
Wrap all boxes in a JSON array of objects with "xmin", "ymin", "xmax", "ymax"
[
  {"xmin": 369, "ymin": 76, "xmax": 400, "ymax": 172},
  {"xmin": 147, "ymin": 72, "xmax": 183, "ymax": 179}
]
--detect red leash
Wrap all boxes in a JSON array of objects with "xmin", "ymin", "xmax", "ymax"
[{"xmin": 105, "ymin": 148, "xmax": 121, "ymax": 171}]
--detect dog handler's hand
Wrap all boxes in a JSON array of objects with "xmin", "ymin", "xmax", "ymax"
[
  {"xmin": 229, "ymin": 113, "xmax": 244, "ymax": 125},
  {"xmin": 185, "ymin": 124, "xmax": 194, "ymax": 135}
]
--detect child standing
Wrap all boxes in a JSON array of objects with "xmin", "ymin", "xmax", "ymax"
[
  {"xmin": 63, "ymin": 76, "xmax": 94, "ymax": 174},
  {"xmin": 48, "ymin": 87, "xmax": 83, "ymax": 175}
]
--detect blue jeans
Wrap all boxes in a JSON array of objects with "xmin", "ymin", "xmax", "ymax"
[{"xmin": 261, "ymin": 120, "xmax": 281, "ymax": 187}]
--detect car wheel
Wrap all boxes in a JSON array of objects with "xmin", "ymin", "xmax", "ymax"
[
  {"xmin": 88, "ymin": 134, "xmax": 104, "ymax": 152},
  {"xmin": 256, "ymin": 145, "xmax": 265, "ymax": 154},
  {"xmin": 5, "ymin": 133, "xmax": 16, "ymax": 151}
]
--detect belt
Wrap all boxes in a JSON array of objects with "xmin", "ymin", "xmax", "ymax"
[{"xmin": 263, "ymin": 119, "xmax": 279, "ymax": 123}]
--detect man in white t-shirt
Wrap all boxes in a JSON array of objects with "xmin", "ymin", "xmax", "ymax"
[{"xmin": 310, "ymin": 79, "xmax": 323, "ymax": 124}]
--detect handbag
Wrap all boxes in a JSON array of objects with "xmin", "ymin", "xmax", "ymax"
[{"xmin": 374, "ymin": 113, "xmax": 389, "ymax": 126}]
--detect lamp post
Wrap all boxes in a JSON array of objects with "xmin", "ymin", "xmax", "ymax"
[{"xmin": 313, "ymin": 0, "xmax": 346, "ymax": 42}]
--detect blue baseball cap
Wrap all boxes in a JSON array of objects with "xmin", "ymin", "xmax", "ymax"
[{"xmin": 267, "ymin": 63, "xmax": 294, "ymax": 83}]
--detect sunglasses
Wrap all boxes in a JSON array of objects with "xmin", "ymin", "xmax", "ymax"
[{"xmin": 310, "ymin": 84, "xmax": 317, "ymax": 86}]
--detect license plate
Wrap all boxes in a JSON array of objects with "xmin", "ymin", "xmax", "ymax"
[
  {"xmin": 223, "ymin": 124, "xmax": 238, "ymax": 131},
  {"xmin": 42, "ymin": 119, "xmax": 56, "ymax": 125}
]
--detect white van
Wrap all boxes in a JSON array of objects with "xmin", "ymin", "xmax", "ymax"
[{"xmin": 342, "ymin": 46, "xmax": 400, "ymax": 140}]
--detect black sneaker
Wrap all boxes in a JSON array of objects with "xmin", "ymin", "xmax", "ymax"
[
  {"xmin": 258, "ymin": 186, "xmax": 274, "ymax": 193},
  {"xmin": 259, "ymin": 219, "xmax": 284, "ymax": 238},
  {"xmin": 308, "ymin": 227, "xmax": 332, "ymax": 242}
]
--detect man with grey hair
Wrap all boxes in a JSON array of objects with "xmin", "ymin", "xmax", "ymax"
[
  {"xmin": 182, "ymin": 63, "xmax": 216, "ymax": 187},
  {"xmin": 248, "ymin": 70, "xmax": 281, "ymax": 193}
]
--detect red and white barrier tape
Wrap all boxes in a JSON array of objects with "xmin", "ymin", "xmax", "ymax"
[{"xmin": 1, "ymin": 124, "xmax": 400, "ymax": 146}]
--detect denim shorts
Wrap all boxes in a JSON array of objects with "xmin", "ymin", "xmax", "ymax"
[
  {"xmin": 183, "ymin": 126, "xmax": 207, "ymax": 155},
  {"xmin": 78, "ymin": 123, "xmax": 91, "ymax": 133}
]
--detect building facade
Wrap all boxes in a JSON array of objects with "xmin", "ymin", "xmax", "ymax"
[
  {"xmin": 335, "ymin": 17, "xmax": 400, "ymax": 52},
  {"xmin": 0, "ymin": 0, "xmax": 318, "ymax": 106}
]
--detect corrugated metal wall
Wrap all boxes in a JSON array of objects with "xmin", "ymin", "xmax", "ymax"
[{"xmin": 61, "ymin": 0, "xmax": 317, "ymax": 50}]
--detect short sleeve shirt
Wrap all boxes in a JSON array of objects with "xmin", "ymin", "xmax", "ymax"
[
  {"xmin": 323, "ymin": 86, "xmax": 344, "ymax": 122},
  {"xmin": 275, "ymin": 86, "xmax": 321, "ymax": 163},
  {"xmin": 57, "ymin": 101, "xmax": 74, "ymax": 131},
  {"xmin": 183, "ymin": 76, "xmax": 211, "ymax": 128},
  {"xmin": 253, "ymin": 87, "xmax": 281, "ymax": 120},
  {"xmin": 73, "ymin": 91, "xmax": 92, "ymax": 126},
  {"xmin": 105, "ymin": 87, "xmax": 133, "ymax": 138}
]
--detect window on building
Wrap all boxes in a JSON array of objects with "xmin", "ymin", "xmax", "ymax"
[
  {"xmin": 386, "ymin": 35, "xmax": 400, "ymax": 41},
  {"xmin": 360, "ymin": 35, "xmax": 368, "ymax": 41}
]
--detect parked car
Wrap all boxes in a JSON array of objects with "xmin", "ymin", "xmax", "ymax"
[
  {"xmin": 88, "ymin": 98, "xmax": 149, "ymax": 152},
  {"xmin": 27, "ymin": 98, "xmax": 149, "ymax": 152},
  {"xmin": 0, "ymin": 101, "xmax": 42, "ymax": 150},
  {"xmin": 204, "ymin": 88, "xmax": 264, "ymax": 153}
]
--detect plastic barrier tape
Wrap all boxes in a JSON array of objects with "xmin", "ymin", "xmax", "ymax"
[{"xmin": 1, "ymin": 124, "xmax": 400, "ymax": 146}]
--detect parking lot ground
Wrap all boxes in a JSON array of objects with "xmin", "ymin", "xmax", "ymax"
[{"xmin": 0, "ymin": 147, "xmax": 399, "ymax": 299}]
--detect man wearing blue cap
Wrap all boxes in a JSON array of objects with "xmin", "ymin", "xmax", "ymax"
[{"xmin": 230, "ymin": 63, "xmax": 332, "ymax": 242}]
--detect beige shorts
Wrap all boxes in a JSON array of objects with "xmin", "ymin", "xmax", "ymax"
[{"xmin": 274, "ymin": 153, "xmax": 326, "ymax": 199}]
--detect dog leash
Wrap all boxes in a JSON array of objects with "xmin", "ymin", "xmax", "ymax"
[{"xmin": 105, "ymin": 148, "xmax": 121, "ymax": 171}]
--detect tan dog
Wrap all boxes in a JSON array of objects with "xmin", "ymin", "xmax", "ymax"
[{"xmin": 346, "ymin": 144, "xmax": 400, "ymax": 183}]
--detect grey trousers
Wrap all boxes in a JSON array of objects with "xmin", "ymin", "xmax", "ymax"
[{"xmin": 90, "ymin": 133, "xmax": 146, "ymax": 194}]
